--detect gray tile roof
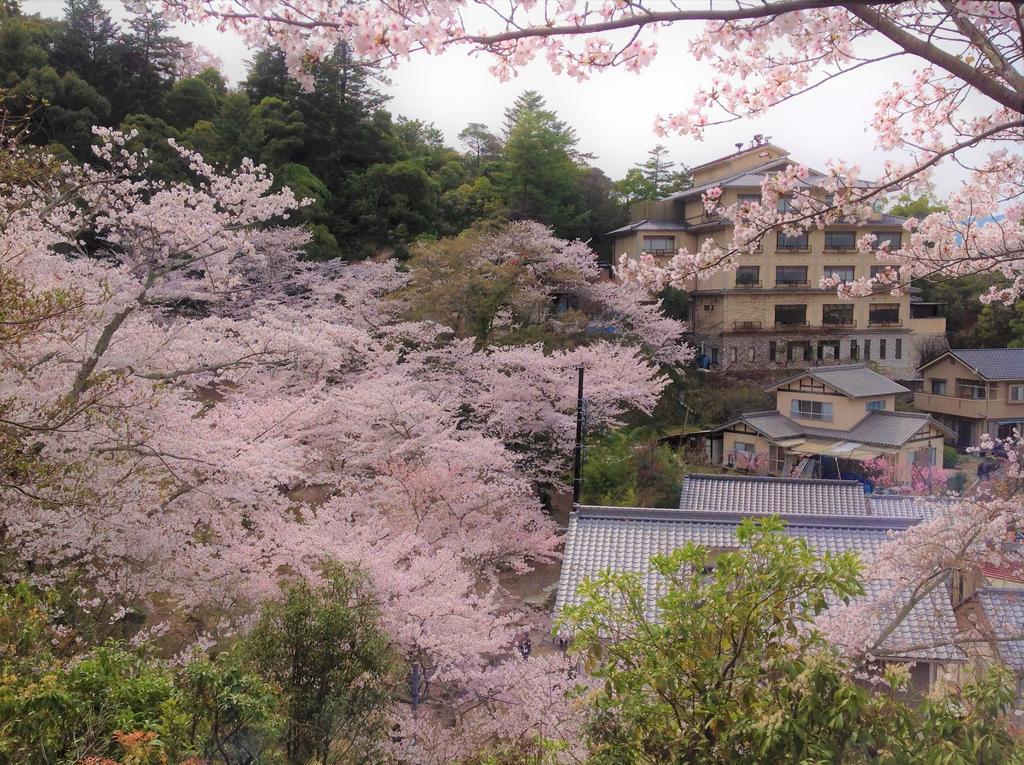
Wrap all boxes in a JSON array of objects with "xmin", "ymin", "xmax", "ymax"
[
  {"xmin": 679, "ymin": 474, "xmax": 937, "ymax": 520},
  {"xmin": 555, "ymin": 504, "xmax": 961, "ymax": 662},
  {"xmin": 721, "ymin": 409, "xmax": 950, "ymax": 448},
  {"xmin": 604, "ymin": 219, "xmax": 687, "ymax": 236},
  {"xmin": 948, "ymin": 349, "xmax": 1024, "ymax": 380},
  {"xmin": 769, "ymin": 364, "xmax": 909, "ymax": 398},
  {"xmin": 680, "ymin": 474, "xmax": 867, "ymax": 515},
  {"xmin": 976, "ymin": 589, "xmax": 1024, "ymax": 671}
]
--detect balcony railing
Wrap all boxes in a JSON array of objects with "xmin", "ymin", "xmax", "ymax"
[
  {"xmin": 731, "ymin": 321, "xmax": 763, "ymax": 331},
  {"xmin": 823, "ymin": 320, "xmax": 856, "ymax": 328},
  {"xmin": 868, "ymin": 319, "xmax": 902, "ymax": 327},
  {"xmin": 642, "ymin": 249, "xmax": 676, "ymax": 257},
  {"xmin": 775, "ymin": 320, "xmax": 810, "ymax": 328},
  {"xmin": 735, "ymin": 280, "xmax": 762, "ymax": 288},
  {"xmin": 775, "ymin": 279, "xmax": 810, "ymax": 287}
]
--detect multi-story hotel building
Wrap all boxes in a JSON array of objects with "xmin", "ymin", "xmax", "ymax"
[{"xmin": 607, "ymin": 141, "xmax": 947, "ymax": 378}]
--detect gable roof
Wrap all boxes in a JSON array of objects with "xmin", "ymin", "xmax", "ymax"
[
  {"xmin": 718, "ymin": 409, "xmax": 952, "ymax": 449},
  {"xmin": 975, "ymin": 589, "xmax": 1024, "ymax": 671},
  {"xmin": 679, "ymin": 473, "xmax": 938, "ymax": 519},
  {"xmin": 768, "ymin": 364, "xmax": 909, "ymax": 398},
  {"xmin": 604, "ymin": 219, "xmax": 687, "ymax": 237},
  {"xmin": 921, "ymin": 349, "xmax": 1024, "ymax": 381},
  {"xmin": 555, "ymin": 501, "xmax": 961, "ymax": 662}
]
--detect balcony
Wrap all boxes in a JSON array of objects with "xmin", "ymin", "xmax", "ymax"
[
  {"xmin": 822, "ymin": 320, "xmax": 856, "ymax": 328},
  {"xmin": 642, "ymin": 249, "xmax": 676, "ymax": 258},
  {"xmin": 775, "ymin": 321, "xmax": 810, "ymax": 329},
  {"xmin": 775, "ymin": 280, "xmax": 811, "ymax": 288},
  {"xmin": 734, "ymin": 280, "xmax": 762, "ymax": 289},
  {"xmin": 731, "ymin": 321, "xmax": 763, "ymax": 331},
  {"xmin": 914, "ymin": 392, "xmax": 991, "ymax": 420},
  {"xmin": 868, "ymin": 320, "xmax": 903, "ymax": 328}
]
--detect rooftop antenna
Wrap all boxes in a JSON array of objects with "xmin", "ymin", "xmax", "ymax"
[{"xmin": 572, "ymin": 366, "xmax": 585, "ymax": 507}]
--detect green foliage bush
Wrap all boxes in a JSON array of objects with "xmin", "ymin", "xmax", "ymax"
[
  {"xmin": 581, "ymin": 428, "xmax": 681, "ymax": 508},
  {"xmin": 943, "ymin": 444, "xmax": 960, "ymax": 468}
]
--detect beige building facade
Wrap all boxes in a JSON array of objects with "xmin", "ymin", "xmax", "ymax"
[
  {"xmin": 915, "ymin": 349, "xmax": 1024, "ymax": 448},
  {"xmin": 711, "ymin": 365, "xmax": 951, "ymax": 483},
  {"xmin": 608, "ymin": 142, "xmax": 947, "ymax": 378}
]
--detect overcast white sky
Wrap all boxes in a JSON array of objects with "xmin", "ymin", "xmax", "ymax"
[{"xmin": 25, "ymin": 0, "xmax": 971, "ymax": 195}]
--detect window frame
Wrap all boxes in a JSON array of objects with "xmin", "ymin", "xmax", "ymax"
[
  {"xmin": 776, "ymin": 230, "xmax": 810, "ymax": 252},
  {"xmin": 791, "ymin": 399, "xmax": 834, "ymax": 422},
  {"xmin": 824, "ymin": 230, "xmax": 857, "ymax": 252},
  {"xmin": 868, "ymin": 303, "xmax": 901, "ymax": 326},
  {"xmin": 871, "ymin": 231, "xmax": 903, "ymax": 250},
  {"xmin": 824, "ymin": 265, "xmax": 855, "ymax": 282},
  {"xmin": 822, "ymin": 304, "xmax": 854, "ymax": 327},
  {"xmin": 774, "ymin": 304, "xmax": 808, "ymax": 327},
  {"xmin": 775, "ymin": 265, "xmax": 809, "ymax": 286},
  {"xmin": 642, "ymin": 235, "xmax": 676, "ymax": 256}
]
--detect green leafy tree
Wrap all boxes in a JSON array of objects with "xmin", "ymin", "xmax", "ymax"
[
  {"xmin": 887, "ymin": 192, "xmax": 947, "ymax": 219},
  {"xmin": 497, "ymin": 90, "xmax": 587, "ymax": 239},
  {"xmin": 459, "ymin": 120, "xmax": 503, "ymax": 169},
  {"xmin": 581, "ymin": 428, "xmax": 681, "ymax": 508},
  {"xmin": 114, "ymin": 0, "xmax": 181, "ymax": 120},
  {"xmin": 241, "ymin": 95, "xmax": 306, "ymax": 167},
  {"xmin": 162, "ymin": 75, "xmax": 221, "ymax": 130},
  {"xmin": 243, "ymin": 562, "xmax": 397, "ymax": 765},
  {"xmin": 560, "ymin": 518, "xmax": 1024, "ymax": 765},
  {"xmin": 51, "ymin": 0, "xmax": 119, "ymax": 89}
]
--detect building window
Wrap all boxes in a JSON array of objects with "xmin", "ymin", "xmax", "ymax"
[
  {"xmin": 866, "ymin": 400, "xmax": 886, "ymax": 411},
  {"xmin": 710, "ymin": 347, "xmax": 719, "ymax": 364},
  {"xmin": 738, "ymin": 193, "xmax": 761, "ymax": 207},
  {"xmin": 775, "ymin": 304, "xmax": 807, "ymax": 327},
  {"xmin": 956, "ymin": 378, "xmax": 986, "ymax": 399},
  {"xmin": 777, "ymin": 196, "xmax": 797, "ymax": 212},
  {"xmin": 871, "ymin": 231, "xmax": 903, "ymax": 250},
  {"xmin": 736, "ymin": 265, "xmax": 760, "ymax": 286},
  {"xmin": 747, "ymin": 346, "xmax": 756, "ymax": 362},
  {"xmin": 822, "ymin": 304, "xmax": 854, "ymax": 326},
  {"xmin": 864, "ymin": 339, "xmax": 871, "ymax": 359},
  {"xmin": 791, "ymin": 399, "xmax": 833, "ymax": 421},
  {"xmin": 730, "ymin": 346, "xmax": 738, "ymax": 363},
  {"xmin": 818, "ymin": 341, "xmax": 840, "ymax": 361},
  {"xmin": 703, "ymin": 303, "xmax": 714, "ymax": 311},
  {"xmin": 787, "ymin": 342, "xmax": 811, "ymax": 362},
  {"xmin": 824, "ymin": 265, "xmax": 855, "ymax": 282},
  {"xmin": 776, "ymin": 231, "xmax": 809, "ymax": 251},
  {"xmin": 850, "ymin": 339, "xmax": 859, "ymax": 360},
  {"xmin": 1010, "ymin": 384, "xmax": 1024, "ymax": 402},
  {"xmin": 769, "ymin": 444, "xmax": 785, "ymax": 473},
  {"xmin": 868, "ymin": 304, "xmax": 900, "ymax": 326},
  {"xmin": 824, "ymin": 230, "xmax": 856, "ymax": 251},
  {"xmin": 642, "ymin": 236, "xmax": 675, "ymax": 256},
  {"xmin": 895, "ymin": 338, "xmax": 902, "ymax": 360},
  {"xmin": 775, "ymin": 265, "xmax": 808, "ymax": 286},
  {"xmin": 931, "ymin": 378, "xmax": 947, "ymax": 395},
  {"xmin": 879, "ymin": 338, "xmax": 887, "ymax": 359},
  {"xmin": 769, "ymin": 341, "xmax": 777, "ymax": 362},
  {"xmin": 870, "ymin": 265, "xmax": 898, "ymax": 279}
]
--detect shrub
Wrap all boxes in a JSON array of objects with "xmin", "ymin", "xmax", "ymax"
[{"xmin": 943, "ymin": 445, "xmax": 960, "ymax": 468}]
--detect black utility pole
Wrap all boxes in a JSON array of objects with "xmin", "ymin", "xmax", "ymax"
[{"xmin": 572, "ymin": 366, "xmax": 585, "ymax": 506}]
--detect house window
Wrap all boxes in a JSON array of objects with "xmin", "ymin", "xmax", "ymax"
[
  {"xmin": 776, "ymin": 265, "xmax": 808, "ymax": 286},
  {"xmin": 871, "ymin": 231, "xmax": 903, "ymax": 250},
  {"xmin": 823, "ymin": 304, "xmax": 854, "ymax": 326},
  {"xmin": 895, "ymin": 338, "xmax": 902, "ymax": 360},
  {"xmin": 642, "ymin": 236, "xmax": 675, "ymax": 256},
  {"xmin": 776, "ymin": 231, "xmax": 809, "ymax": 251},
  {"xmin": 791, "ymin": 399, "xmax": 833, "ymax": 421},
  {"xmin": 864, "ymin": 339, "xmax": 871, "ymax": 359},
  {"xmin": 850, "ymin": 339, "xmax": 859, "ymax": 360},
  {"xmin": 769, "ymin": 444, "xmax": 785, "ymax": 473},
  {"xmin": 769, "ymin": 341, "xmax": 777, "ymax": 362},
  {"xmin": 736, "ymin": 266, "xmax": 760, "ymax": 286},
  {"xmin": 824, "ymin": 265, "xmax": 855, "ymax": 282},
  {"xmin": 868, "ymin": 304, "xmax": 900, "ymax": 326},
  {"xmin": 1010, "ymin": 385, "xmax": 1024, "ymax": 402},
  {"xmin": 818, "ymin": 341, "xmax": 840, "ymax": 360},
  {"xmin": 703, "ymin": 303, "xmax": 714, "ymax": 311},
  {"xmin": 730, "ymin": 346, "xmax": 738, "ymax": 363},
  {"xmin": 956, "ymin": 378, "xmax": 986, "ymax": 399},
  {"xmin": 866, "ymin": 400, "xmax": 886, "ymax": 411},
  {"xmin": 879, "ymin": 339, "xmax": 887, "ymax": 359},
  {"xmin": 931, "ymin": 379, "xmax": 947, "ymax": 395},
  {"xmin": 710, "ymin": 347, "xmax": 719, "ymax": 364},
  {"xmin": 824, "ymin": 230, "xmax": 856, "ymax": 251},
  {"xmin": 998, "ymin": 422, "xmax": 1024, "ymax": 439},
  {"xmin": 747, "ymin": 346, "xmax": 755, "ymax": 362},
  {"xmin": 738, "ymin": 193, "xmax": 761, "ymax": 207},
  {"xmin": 775, "ymin": 304, "xmax": 807, "ymax": 327},
  {"xmin": 870, "ymin": 265, "xmax": 897, "ymax": 279},
  {"xmin": 777, "ymin": 196, "xmax": 797, "ymax": 212}
]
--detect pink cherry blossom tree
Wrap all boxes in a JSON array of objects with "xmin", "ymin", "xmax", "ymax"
[{"xmin": 164, "ymin": 1, "xmax": 1023, "ymax": 303}]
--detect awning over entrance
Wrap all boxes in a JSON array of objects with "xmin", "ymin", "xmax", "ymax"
[{"xmin": 784, "ymin": 438, "xmax": 897, "ymax": 460}]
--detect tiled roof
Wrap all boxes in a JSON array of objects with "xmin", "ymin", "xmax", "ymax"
[
  {"xmin": 722, "ymin": 409, "xmax": 949, "ymax": 448},
  {"xmin": 948, "ymin": 349, "xmax": 1024, "ymax": 380},
  {"xmin": 848, "ymin": 410, "xmax": 949, "ymax": 447},
  {"xmin": 976, "ymin": 589, "xmax": 1024, "ymax": 671},
  {"xmin": 768, "ymin": 364, "xmax": 908, "ymax": 398},
  {"xmin": 604, "ymin": 219, "xmax": 688, "ymax": 236},
  {"xmin": 680, "ymin": 474, "xmax": 866, "ymax": 515},
  {"xmin": 555, "ymin": 504, "xmax": 961, "ymax": 662}
]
